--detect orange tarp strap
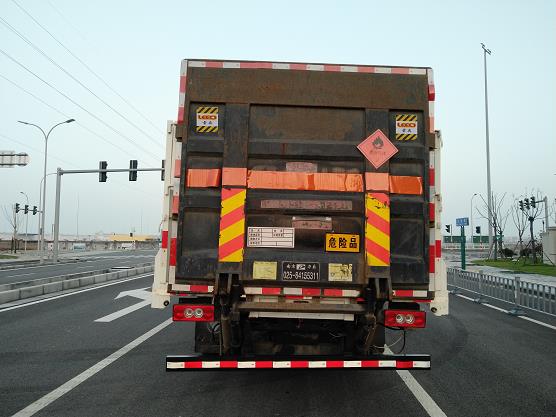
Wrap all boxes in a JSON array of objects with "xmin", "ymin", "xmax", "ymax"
[
  {"xmin": 186, "ymin": 168, "xmax": 221, "ymax": 188},
  {"xmin": 222, "ymin": 167, "xmax": 248, "ymax": 187},
  {"xmin": 247, "ymin": 171, "xmax": 363, "ymax": 192},
  {"xmin": 365, "ymin": 172, "xmax": 389, "ymax": 191},
  {"xmin": 389, "ymin": 175, "xmax": 423, "ymax": 195}
]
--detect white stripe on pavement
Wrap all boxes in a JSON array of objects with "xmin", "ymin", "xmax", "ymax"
[
  {"xmin": 454, "ymin": 294, "xmax": 556, "ymax": 331},
  {"xmin": 12, "ymin": 318, "xmax": 172, "ymax": 417},
  {"xmin": 3, "ymin": 272, "xmax": 35, "ymax": 278},
  {"xmin": 520, "ymin": 316, "xmax": 556, "ymax": 331},
  {"xmin": 0, "ymin": 273, "xmax": 153, "ymax": 313},
  {"xmin": 95, "ymin": 300, "xmax": 150, "ymax": 322},
  {"xmin": 385, "ymin": 347, "xmax": 447, "ymax": 417}
]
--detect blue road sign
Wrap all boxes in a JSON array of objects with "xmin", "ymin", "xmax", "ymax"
[{"xmin": 456, "ymin": 217, "xmax": 469, "ymax": 227}]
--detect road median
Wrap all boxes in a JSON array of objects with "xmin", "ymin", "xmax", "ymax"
[{"xmin": 0, "ymin": 264, "xmax": 153, "ymax": 304}]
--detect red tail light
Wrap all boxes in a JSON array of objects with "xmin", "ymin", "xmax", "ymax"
[
  {"xmin": 384, "ymin": 310, "xmax": 426, "ymax": 328},
  {"xmin": 173, "ymin": 304, "xmax": 214, "ymax": 322}
]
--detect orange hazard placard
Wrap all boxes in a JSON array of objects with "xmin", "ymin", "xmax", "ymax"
[
  {"xmin": 357, "ymin": 130, "xmax": 398, "ymax": 169},
  {"xmin": 325, "ymin": 233, "xmax": 360, "ymax": 252}
]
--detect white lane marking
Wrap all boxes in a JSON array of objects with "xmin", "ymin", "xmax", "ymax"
[
  {"xmin": 0, "ymin": 273, "xmax": 153, "ymax": 313},
  {"xmin": 3, "ymin": 272, "xmax": 36, "ymax": 278},
  {"xmin": 0, "ymin": 259, "xmax": 97, "ymax": 272},
  {"xmin": 454, "ymin": 294, "xmax": 556, "ymax": 331},
  {"xmin": 385, "ymin": 347, "xmax": 447, "ymax": 417},
  {"xmin": 520, "ymin": 316, "xmax": 556, "ymax": 331},
  {"xmin": 95, "ymin": 300, "xmax": 150, "ymax": 322},
  {"xmin": 12, "ymin": 318, "xmax": 172, "ymax": 417},
  {"xmin": 95, "ymin": 288, "xmax": 152, "ymax": 322}
]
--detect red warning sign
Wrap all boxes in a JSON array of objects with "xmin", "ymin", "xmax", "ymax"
[{"xmin": 357, "ymin": 129, "xmax": 398, "ymax": 169}]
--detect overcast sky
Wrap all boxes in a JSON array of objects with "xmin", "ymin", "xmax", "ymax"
[{"xmin": 1, "ymin": 0, "xmax": 555, "ymax": 238}]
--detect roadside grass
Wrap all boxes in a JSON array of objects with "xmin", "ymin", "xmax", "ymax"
[
  {"xmin": 0, "ymin": 254, "xmax": 18, "ymax": 259},
  {"xmin": 473, "ymin": 259, "xmax": 556, "ymax": 276}
]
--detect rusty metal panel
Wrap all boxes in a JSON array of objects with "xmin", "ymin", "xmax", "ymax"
[{"xmin": 176, "ymin": 61, "xmax": 431, "ymax": 291}]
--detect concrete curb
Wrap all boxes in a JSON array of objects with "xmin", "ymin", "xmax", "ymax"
[
  {"xmin": 0, "ymin": 262, "xmax": 153, "ymax": 292},
  {"xmin": 0, "ymin": 264, "xmax": 153, "ymax": 305}
]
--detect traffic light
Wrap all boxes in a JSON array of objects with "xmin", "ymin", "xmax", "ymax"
[
  {"xmin": 129, "ymin": 160, "xmax": 138, "ymax": 181},
  {"xmin": 129, "ymin": 232, "xmax": 133, "ymax": 237},
  {"xmin": 24, "ymin": 204, "xmax": 29, "ymax": 214},
  {"xmin": 99, "ymin": 161, "xmax": 107, "ymax": 182},
  {"xmin": 32, "ymin": 206, "xmax": 37, "ymax": 215},
  {"xmin": 530, "ymin": 196, "xmax": 536, "ymax": 208},
  {"xmin": 15, "ymin": 203, "xmax": 20, "ymax": 213},
  {"xmin": 161, "ymin": 160, "xmax": 165, "ymax": 181},
  {"xmin": 445, "ymin": 225, "xmax": 451, "ymax": 233},
  {"xmin": 519, "ymin": 200, "xmax": 524, "ymax": 211},
  {"xmin": 475, "ymin": 226, "xmax": 481, "ymax": 234},
  {"xmin": 524, "ymin": 198, "xmax": 530, "ymax": 209}
]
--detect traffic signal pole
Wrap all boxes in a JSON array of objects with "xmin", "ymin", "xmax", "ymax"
[
  {"xmin": 460, "ymin": 226, "xmax": 466, "ymax": 270},
  {"xmin": 52, "ymin": 165, "xmax": 163, "ymax": 262}
]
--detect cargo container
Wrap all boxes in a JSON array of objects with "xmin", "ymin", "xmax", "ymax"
[{"xmin": 152, "ymin": 59, "xmax": 448, "ymax": 371}]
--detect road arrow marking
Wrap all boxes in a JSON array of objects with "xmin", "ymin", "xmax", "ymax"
[{"xmin": 95, "ymin": 287, "xmax": 151, "ymax": 323}]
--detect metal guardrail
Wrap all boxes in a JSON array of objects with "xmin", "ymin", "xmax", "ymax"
[{"xmin": 447, "ymin": 267, "xmax": 556, "ymax": 316}]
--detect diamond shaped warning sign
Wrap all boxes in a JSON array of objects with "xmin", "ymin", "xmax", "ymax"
[{"xmin": 357, "ymin": 129, "xmax": 398, "ymax": 169}]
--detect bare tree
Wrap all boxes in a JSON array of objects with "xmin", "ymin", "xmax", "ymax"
[
  {"xmin": 2, "ymin": 205, "xmax": 23, "ymax": 253},
  {"xmin": 549, "ymin": 198, "xmax": 556, "ymax": 225},
  {"xmin": 520, "ymin": 190, "xmax": 548, "ymax": 263},
  {"xmin": 510, "ymin": 195, "xmax": 528, "ymax": 255},
  {"xmin": 476, "ymin": 193, "xmax": 511, "ymax": 259}
]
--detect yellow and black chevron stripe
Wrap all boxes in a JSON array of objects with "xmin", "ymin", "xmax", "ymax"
[
  {"xmin": 395, "ymin": 114, "xmax": 417, "ymax": 122},
  {"xmin": 396, "ymin": 133, "xmax": 417, "ymax": 141},
  {"xmin": 196, "ymin": 106, "xmax": 219, "ymax": 133},
  {"xmin": 395, "ymin": 114, "xmax": 417, "ymax": 141}
]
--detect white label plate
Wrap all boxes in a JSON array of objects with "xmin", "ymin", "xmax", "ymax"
[{"xmin": 247, "ymin": 227, "xmax": 295, "ymax": 248}]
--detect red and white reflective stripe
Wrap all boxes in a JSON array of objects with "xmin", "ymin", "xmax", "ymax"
[
  {"xmin": 167, "ymin": 359, "xmax": 430, "ymax": 370},
  {"xmin": 177, "ymin": 60, "xmax": 187, "ymax": 123},
  {"xmin": 186, "ymin": 60, "xmax": 428, "ymax": 75},
  {"xmin": 244, "ymin": 287, "xmax": 360, "ymax": 297},
  {"xmin": 244, "ymin": 287, "xmax": 281, "ymax": 295},
  {"xmin": 392, "ymin": 290, "xmax": 429, "ymax": 298},
  {"xmin": 180, "ymin": 285, "xmax": 214, "ymax": 293},
  {"xmin": 427, "ymin": 68, "xmax": 435, "ymax": 133},
  {"xmin": 322, "ymin": 288, "xmax": 360, "ymax": 297}
]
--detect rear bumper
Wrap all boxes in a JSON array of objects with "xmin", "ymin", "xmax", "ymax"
[{"xmin": 166, "ymin": 354, "xmax": 431, "ymax": 371}]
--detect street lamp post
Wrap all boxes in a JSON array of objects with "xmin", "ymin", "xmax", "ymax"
[
  {"xmin": 481, "ymin": 43, "xmax": 494, "ymax": 259},
  {"xmin": 18, "ymin": 119, "xmax": 75, "ymax": 263},
  {"xmin": 470, "ymin": 193, "xmax": 478, "ymax": 249},
  {"xmin": 20, "ymin": 191, "xmax": 29, "ymax": 252}
]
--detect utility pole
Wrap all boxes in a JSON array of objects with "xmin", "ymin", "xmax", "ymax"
[
  {"xmin": 470, "ymin": 193, "xmax": 478, "ymax": 248},
  {"xmin": 20, "ymin": 191, "xmax": 29, "ymax": 252},
  {"xmin": 18, "ymin": 119, "xmax": 75, "ymax": 263},
  {"xmin": 544, "ymin": 196, "xmax": 549, "ymax": 230},
  {"xmin": 481, "ymin": 43, "xmax": 494, "ymax": 259},
  {"xmin": 529, "ymin": 216, "xmax": 536, "ymax": 264},
  {"xmin": 52, "ymin": 164, "xmax": 163, "ymax": 262}
]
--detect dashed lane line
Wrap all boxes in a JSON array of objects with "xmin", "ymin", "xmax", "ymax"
[{"xmin": 12, "ymin": 318, "xmax": 173, "ymax": 417}]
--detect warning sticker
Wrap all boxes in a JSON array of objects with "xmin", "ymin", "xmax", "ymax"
[
  {"xmin": 395, "ymin": 114, "xmax": 418, "ymax": 141},
  {"xmin": 247, "ymin": 227, "xmax": 295, "ymax": 248},
  {"xmin": 253, "ymin": 261, "xmax": 277, "ymax": 280},
  {"xmin": 196, "ymin": 107, "xmax": 219, "ymax": 133},
  {"xmin": 325, "ymin": 233, "xmax": 360, "ymax": 252},
  {"xmin": 357, "ymin": 129, "xmax": 398, "ymax": 169},
  {"xmin": 328, "ymin": 263, "xmax": 353, "ymax": 282}
]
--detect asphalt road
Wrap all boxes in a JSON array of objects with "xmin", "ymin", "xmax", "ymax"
[
  {"xmin": 1, "ymin": 273, "xmax": 555, "ymax": 417},
  {"xmin": 0, "ymin": 250, "xmax": 156, "ymax": 286}
]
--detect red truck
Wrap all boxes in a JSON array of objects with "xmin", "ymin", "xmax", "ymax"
[{"xmin": 152, "ymin": 59, "xmax": 448, "ymax": 371}]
